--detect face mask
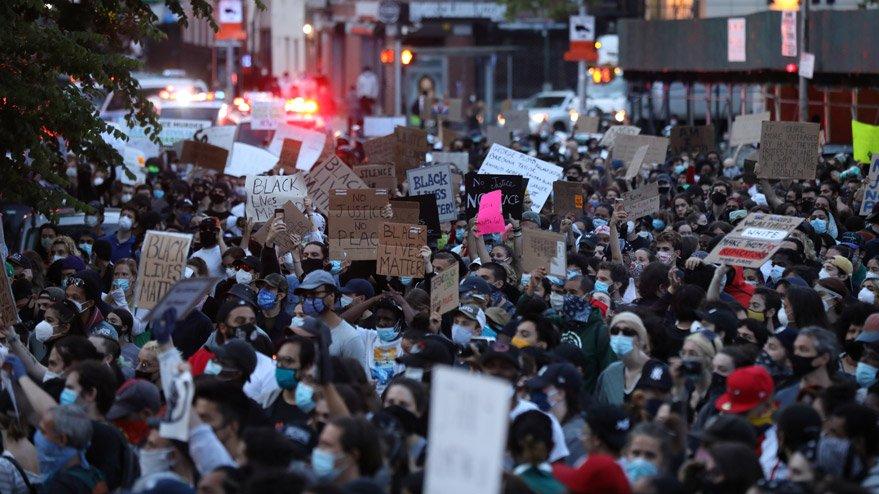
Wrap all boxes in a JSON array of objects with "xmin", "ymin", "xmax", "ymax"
[
  {"xmin": 257, "ymin": 288, "xmax": 277, "ymax": 310},
  {"xmin": 210, "ymin": 193, "xmax": 226, "ymax": 205},
  {"xmin": 153, "ymin": 189, "xmax": 165, "ymax": 199},
  {"xmin": 856, "ymin": 362, "xmax": 878, "ymax": 388},
  {"xmin": 376, "ymin": 327, "xmax": 398, "ymax": 342},
  {"xmin": 594, "ymin": 280, "xmax": 610, "ymax": 294},
  {"xmin": 549, "ymin": 292, "xmax": 565, "ymax": 311},
  {"xmin": 225, "ymin": 267, "xmax": 237, "ymax": 279},
  {"xmin": 656, "ymin": 250, "xmax": 673, "ymax": 265},
  {"xmin": 35, "ymin": 320, "xmax": 55, "ymax": 342},
  {"xmin": 301, "ymin": 258, "xmax": 324, "ymax": 274},
  {"xmin": 456, "ymin": 228, "xmax": 467, "ymax": 240},
  {"xmin": 790, "ymin": 354, "xmax": 819, "ymax": 378},
  {"xmin": 566, "ymin": 269, "xmax": 581, "ymax": 280},
  {"xmin": 710, "ymin": 372, "xmax": 727, "ymax": 391},
  {"xmin": 41, "ymin": 237, "xmax": 54, "ymax": 249},
  {"xmin": 674, "ymin": 164, "xmax": 686, "ymax": 174},
  {"xmin": 610, "ymin": 334, "xmax": 635, "ymax": 357},
  {"xmin": 303, "ymin": 296, "xmax": 328, "ymax": 316},
  {"xmin": 451, "ymin": 324, "xmax": 473, "ymax": 346},
  {"xmin": 139, "ymin": 447, "xmax": 175, "ymax": 477},
  {"xmin": 120, "ymin": 193, "xmax": 133, "ymax": 203},
  {"xmin": 135, "ymin": 369, "xmax": 155, "ymax": 381},
  {"xmin": 52, "ymin": 254, "xmax": 65, "ymax": 263},
  {"xmin": 592, "ymin": 218, "xmax": 608, "ymax": 229},
  {"xmin": 65, "ymin": 167, "xmax": 78, "ymax": 178},
  {"xmin": 275, "ymin": 367, "xmax": 298, "ymax": 390},
  {"xmin": 311, "ymin": 448, "xmax": 340, "ymax": 479},
  {"xmin": 112, "ymin": 278, "xmax": 130, "ymax": 292},
  {"xmin": 511, "ymin": 336, "xmax": 530, "ymax": 349},
  {"xmin": 400, "ymin": 276, "xmax": 413, "ymax": 286},
  {"xmin": 43, "ymin": 371, "xmax": 60, "ymax": 383},
  {"xmin": 622, "ymin": 457, "xmax": 659, "ymax": 484},
  {"xmin": 770, "ymin": 264, "xmax": 786, "ymax": 281},
  {"xmin": 629, "ymin": 261, "xmax": 645, "ymax": 280},
  {"xmin": 652, "ymin": 219, "xmax": 666, "ymax": 231},
  {"xmin": 118, "ymin": 216, "xmax": 134, "ymax": 231},
  {"xmin": 778, "ymin": 306, "xmax": 790, "ymax": 327},
  {"xmin": 204, "ymin": 359, "xmax": 223, "ymax": 376},
  {"xmin": 710, "ymin": 191, "xmax": 727, "ymax": 205},
  {"xmin": 810, "ymin": 218, "xmax": 827, "ymax": 234},
  {"xmin": 859, "ymin": 287, "xmax": 876, "ymax": 304},
  {"xmin": 722, "ymin": 167, "xmax": 740, "ymax": 178},
  {"xmin": 84, "ymin": 215, "xmax": 98, "ymax": 227},
  {"xmin": 59, "ymin": 388, "xmax": 78, "ymax": 406},
  {"xmin": 115, "ymin": 418, "xmax": 151, "ymax": 446},
  {"xmin": 295, "ymin": 382, "xmax": 316, "ymax": 412},
  {"xmin": 291, "ymin": 316, "xmax": 305, "ymax": 327},
  {"xmin": 747, "ymin": 309, "xmax": 765, "ymax": 322},
  {"xmin": 35, "ymin": 429, "xmax": 79, "ymax": 481},
  {"xmin": 339, "ymin": 295, "xmax": 353, "ymax": 308},
  {"xmin": 818, "ymin": 268, "xmax": 831, "ymax": 280},
  {"xmin": 329, "ymin": 260, "xmax": 343, "ymax": 275},
  {"xmin": 235, "ymin": 269, "xmax": 254, "ymax": 285},
  {"xmin": 529, "ymin": 391, "xmax": 552, "ymax": 411},
  {"xmin": 78, "ymin": 243, "xmax": 92, "ymax": 257}
]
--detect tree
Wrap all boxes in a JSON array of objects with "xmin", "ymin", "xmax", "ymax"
[
  {"xmin": 0, "ymin": 0, "xmax": 237, "ymax": 217},
  {"xmin": 496, "ymin": 0, "xmax": 586, "ymax": 21}
]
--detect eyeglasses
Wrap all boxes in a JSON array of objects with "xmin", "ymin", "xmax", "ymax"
[
  {"xmin": 609, "ymin": 326, "xmax": 637, "ymax": 337},
  {"xmin": 64, "ymin": 277, "xmax": 86, "ymax": 288}
]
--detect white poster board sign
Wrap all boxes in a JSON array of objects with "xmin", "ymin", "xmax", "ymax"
[
  {"xmin": 268, "ymin": 124, "xmax": 326, "ymax": 172},
  {"xmin": 251, "ymin": 100, "xmax": 285, "ymax": 130},
  {"xmin": 225, "ymin": 143, "xmax": 279, "ymax": 177},
  {"xmin": 364, "ymin": 116, "xmax": 407, "ymax": 137},
  {"xmin": 479, "ymin": 144, "xmax": 563, "ymax": 213},
  {"xmin": 799, "ymin": 52, "xmax": 815, "ymax": 79}
]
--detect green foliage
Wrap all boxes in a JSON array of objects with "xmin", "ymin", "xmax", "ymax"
[
  {"xmin": 0, "ymin": 0, "xmax": 241, "ymax": 217},
  {"xmin": 497, "ymin": 0, "xmax": 586, "ymax": 21}
]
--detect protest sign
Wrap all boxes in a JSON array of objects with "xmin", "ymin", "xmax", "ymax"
[
  {"xmin": 479, "ymin": 144, "xmax": 563, "ymax": 213},
  {"xmin": 669, "ymin": 125, "xmax": 716, "ymax": 156},
  {"xmin": 391, "ymin": 196, "xmax": 441, "ymax": 241},
  {"xmin": 485, "ymin": 125, "xmax": 510, "ymax": 147},
  {"xmin": 612, "ymin": 134, "xmax": 669, "ymax": 165},
  {"xmin": 624, "ymin": 145, "xmax": 650, "ymax": 181},
  {"xmin": 553, "ymin": 181, "xmax": 584, "ymax": 217},
  {"xmin": 245, "ymin": 174, "xmax": 308, "ymax": 222},
  {"xmin": 757, "ymin": 121, "xmax": 820, "ymax": 179},
  {"xmin": 704, "ymin": 213, "xmax": 804, "ymax": 268},
  {"xmin": 327, "ymin": 189, "xmax": 389, "ymax": 260},
  {"xmin": 364, "ymin": 116, "xmax": 406, "ymax": 137},
  {"xmin": 305, "ymin": 156, "xmax": 369, "ymax": 213},
  {"xmin": 251, "ymin": 201, "xmax": 312, "ymax": 255},
  {"xmin": 521, "ymin": 229, "xmax": 566, "ymax": 278},
  {"xmin": 860, "ymin": 159, "xmax": 879, "ymax": 216},
  {"xmin": 503, "ymin": 110, "xmax": 530, "ymax": 133},
  {"xmin": 852, "ymin": 120, "xmax": 879, "ymax": 164},
  {"xmin": 0, "ymin": 263, "xmax": 18, "ymax": 326},
  {"xmin": 395, "ymin": 126, "xmax": 431, "ymax": 177},
  {"xmin": 251, "ymin": 100, "xmax": 285, "ymax": 130},
  {"xmin": 424, "ymin": 366, "xmax": 510, "ymax": 494},
  {"xmin": 179, "ymin": 140, "xmax": 229, "ymax": 172},
  {"xmin": 198, "ymin": 125, "xmax": 236, "ymax": 152},
  {"xmin": 160, "ymin": 371, "xmax": 194, "ymax": 442},
  {"xmin": 268, "ymin": 124, "xmax": 326, "ymax": 172},
  {"xmin": 407, "ymin": 164, "xmax": 457, "ymax": 222},
  {"xmin": 354, "ymin": 164, "xmax": 397, "ymax": 191},
  {"xmin": 156, "ymin": 119, "xmax": 212, "ymax": 147},
  {"xmin": 575, "ymin": 115, "xmax": 600, "ymax": 134},
  {"xmin": 476, "ymin": 190, "xmax": 505, "ymax": 235},
  {"xmin": 225, "ymin": 143, "xmax": 279, "ymax": 177},
  {"xmin": 134, "ymin": 231, "xmax": 193, "ymax": 310},
  {"xmin": 621, "ymin": 182, "xmax": 661, "ymax": 221},
  {"xmin": 599, "ymin": 125, "xmax": 641, "ymax": 148},
  {"xmin": 377, "ymin": 222, "xmax": 427, "ymax": 277},
  {"xmin": 446, "ymin": 98, "xmax": 463, "ymax": 122},
  {"xmin": 430, "ymin": 152, "xmax": 469, "ymax": 173},
  {"xmin": 147, "ymin": 277, "xmax": 217, "ymax": 324},
  {"xmin": 431, "ymin": 268, "xmax": 459, "ymax": 315},
  {"xmin": 278, "ymin": 139, "xmax": 302, "ymax": 170},
  {"xmin": 730, "ymin": 112, "xmax": 771, "ymax": 147},
  {"xmin": 363, "ymin": 134, "xmax": 398, "ymax": 165},
  {"xmin": 465, "ymin": 173, "xmax": 524, "ymax": 221}
]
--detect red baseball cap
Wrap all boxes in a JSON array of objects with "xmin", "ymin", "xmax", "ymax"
[
  {"xmin": 714, "ymin": 365, "xmax": 774, "ymax": 414},
  {"xmin": 552, "ymin": 454, "xmax": 632, "ymax": 494}
]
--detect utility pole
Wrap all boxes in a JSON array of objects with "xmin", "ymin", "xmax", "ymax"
[
  {"xmin": 798, "ymin": 0, "xmax": 809, "ymax": 122},
  {"xmin": 576, "ymin": 4, "xmax": 588, "ymax": 114},
  {"xmin": 394, "ymin": 33, "xmax": 402, "ymax": 116}
]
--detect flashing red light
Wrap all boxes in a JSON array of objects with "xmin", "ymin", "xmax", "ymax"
[
  {"xmin": 785, "ymin": 63, "xmax": 798, "ymax": 73},
  {"xmin": 380, "ymin": 49, "xmax": 394, "ymax": 64}
]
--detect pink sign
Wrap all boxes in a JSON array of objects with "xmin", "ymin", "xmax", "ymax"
[{"xmin": 477, "ymin": 189, "xmax": 506, "ymax": 235}]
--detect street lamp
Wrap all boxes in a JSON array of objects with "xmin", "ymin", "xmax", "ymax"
[{"xmin": 303, "ymin": 23, "xmax": 314, "ymax": 36}]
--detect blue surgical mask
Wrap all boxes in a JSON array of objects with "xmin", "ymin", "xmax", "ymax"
[
  {"xmin": 400, "ymin": 276, "xmax": 413, "ymax": 286},
  {"xmin": 291, "ymin": 316, "xmax": 305, "ymax": 327},
  {"xmin": 566, "ymin": 269, "xmax": 581, "ymax": 280},
  {"xmin": 856, "ymin": 362, "xmax": 878, "ymax": 388},
  {"xmin": 302, "ymin": 296, "xmax": 327, "ymax": 316},
  {"xmin": 451, "ymin": 324, "xmax": 473, "ymax": 346},
  {"xmin": 153, "ymin": 189, "xmax": 165, "ymax": 199},
  {"xmin": 257, "ymin": 288, "xmax": 277, "ymax": 310},
  {"xmin": 674, "ymin": 164, "xmax": 686, "ymax": 174},
  {"xmin": 35, "ymin": 429, "xmax": 79, "ymax": 481},
  {"xmin": 295, "ymin": 382, "xmax": 316, "ymax": 412},
  {"xmin": 594, "ymin": 280, "xmax": 610, "ymax": 294},
  {"xmin": 610, "ymin": 334, "xmax": 635, "ymax": 357},
  {"xmin": 275, "ymin": 367, "xmax": 298, "ymax": 390},
  {"xmin": 652, "ymin": 219, "xmax": 666, "ymax": 231},
  {"xmin": 311, "ymin": 448, "xmax": 340, "ymax": 479},
  {"xmin": 78, "ymin": 243, "xmax": 92, "ymax": 257},
  {"xmin": 485, "ymin": 233, "xmax": 502, "ymax": 245},
  {"xmin": 621, "ymin": 457, "xmax": 659, "ymax": 483},
  {"xmin": 112, "ymin": 278, "xmax": 130, "ymax": 292},
  {"xmin": 770, "ymin": 264, "xmax": 786, "ymax": 280},
  {"xmin": 59, "ymin": 388, "xmax": 78, "ymax": 406},
  {"xmin": 329, "ymin": 260, "xmax": 343, "ymax": 275},
  {"xmin": 456, "ymin": 227, "xmax": 467, "ymax": 240},
  {"xmin": 376, "ymin": 327, "xmax": 398, "ymax": 342},
  {"xmin": 204, "ymin": 360, "xmax": 223, "ymax": 376},
  {"xmin": 592, "ymin": 218, "xmax": 608, "ymax": 229},
  {"xmin": 810, "ymin": 218, "xmax": 827, "ymax": 234}
]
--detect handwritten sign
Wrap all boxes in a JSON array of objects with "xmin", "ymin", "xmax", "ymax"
[
  {"xmin": 430, "ymin": 152, "xmax": 469, "ymax": 173},
  {"xmin": 600, "ymin": 125, "xmax": 641, "ymax": 148},
  {"xmin": 624, "ymin": 145, "xmax": 650, "ymax": 181},
  {"xmin": 199, "ymin": 125, "xmax": 236, "ymax": 152},
  {"xmin": 465, "ymin": 173, "xmax": 524, "ymax": 221},
  {"xmin": 363, "ymin": 134, "xmax": 398, "ymax": 166},
  {"xmin": 179, "ymin": 140, "xmax": 229, "ymax": 172},
  {"xmin": 245, "ymin": 174, "xmax": 308, "ymax": 222},
  {"xmin": 704, "ymin": 213, "xmax": 804, "ymax": 268},
  {"xmin": 757, "ymin": 121, "xmax": 820, "ymax": 180},
  {"xmin": 575, "ymin": 116, "xmax": 600, "ymax": 134},
  {"xmin": 134, "ymin": 231, "xmax": 193, "ymax": 310},
  {"xmin": 476, "ymin": 190, "xmax": 505, "ymax": 235},
  {"xmin": 553, "ymin": 181, "xmax": 584, "ymax": 217},
  {"xmin": 612, "ymin": 134, "xmax": 669, "ymax": 165},
  {"xmin": 305, "ymin": 156, "xmax": 369, "ymax": 213},
  {"xmin": 251, "ymin": 100, "xmax": 285, "ymax": 130},
  {"xmin": 860, "ymin": 159, "xmax": 879, "ymax": 216},
  {"xmin": 391, "ymin": 196, "xmax": 441, "ymax": 241},
  {"xmin": 730, "ymin": 112, "xmax": 771, "ymax": 147},
  {"xmin": 252, "ymin": 201, "xmax": 312, "ymax": 255},
  {"xmin": 431, "ymin": 268, "xmax": 460, "ymax": 315},
  {"xmin": 278, "ymin": 139, "xmax": 302, "ymax": 170},
  {"xmin": 377, "ymin": 222, "xmax": 427, "ymax": 277},
  {"xmin": 424, "ymin": 366, "xmax": 510, "ymax": 494},
  {"xmin": 364, "ymin": 116, "xmax": 406, "ymax": 137},
  {"xmin": 355, "ymin": 164, "xmax": 397, "ymax": 191},
  {"xmin": 0, "ymin": 263, "xmax": 18, "ymax": 326},
  {"xmin": 852, "ymin": 120, "xmax": 879, "ymax": 164},
  {"xmin": 147, "ymin": 277, "xmax": 217, "ymax": 324},
  {"xmin": 268, "ymin": 124, "xmax": 326, "ymax": 172},
  {"xmin": 479, "ymin": 144, "xmax": 562, "ymax": 213},
  {"xmin": 407, "ymin": 164, "xmax": 457, "ymax": 223},
  {"xmin": 621, "ymin": 182, "xmax": 661, "ymax": 221},
  {"xmin": 225, "ymin": 142, "xmax": 279, "ymax": 177},
  {"xmin": 327, "ymin": 189, "xmax": 389, "ymax": 260},
  {"xmin": 670, "ymin": 125, "xmax": 716, "ymax": 156},
  {"xmin": 521, "ymin": 229, "xmax": 566, "ymax": 278}
]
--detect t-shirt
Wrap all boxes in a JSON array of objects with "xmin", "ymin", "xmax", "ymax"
[
  {"xmin": 359, "ymin": 328, "xmax": 404, "ymax": 393},
  {"xmin": 190, "ymin": 245, "xmax": 223, "ymax": 278},
  {"xmin": 268, "ymin": 398, "xmax": 316, "ymax": 455},
  {"xmin": 328, "ymin": 319, "xmax": 369, "ymax": 375}
]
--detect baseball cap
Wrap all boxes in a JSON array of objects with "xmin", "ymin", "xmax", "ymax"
[
  {"xmin": 6, "ymin": 253, "xmax": 32, "ymax": 270},
  {"xmin": 106, "ymin": 379, "xmax": 162, "ymax": 421},
  {"xmin": 209, "ymin": 339, "xmax": 258, "ymax": 379},
  {"xmin": 341, "ymin": 278, "xmax": 375, "ymax": 299},
  {"xmin": 91, "ymin": 323, "xmax": 119, "ymax": 342},
  {"xmin": 578, "ymin": 233, "xmax": 598, "ymax": 249},
  {"xmin": 38, "ymin": 286, "xmax": 66, "ymax": 302},
  {"xmin": 714, "ymin": 365, "xmax": 774, "ymax": 414},
  {"xmin": 691, "ymin": 414, "xmax": 758, "ymax": 449},
  {"xmin": 522, "ymin": 211, "xmax": 542, "ymax": 228},
  {"xmin": 856, "ymin": 313, "xmax": 879, "ymax": 344},
  {"xmin": 553, "ymin": 454, "xmax": 631, "ymax": 494},
  {"xmin": 526, "ymin": 363, "xmax": 583, "ymax": 393},
  {"xmin": 226, "ymin": 284, "xmax": 257, "ymax": 307},
  {"xmin": 455, "ymin": 304, "xmax": 486, "ymax": 326},
  {"xmin": 699, "ymin": 307, "xmax": 738, "ymax": 339},
  {"xmin": 294, "ymin": 270, "xmax": 336, "ymax": 295},
  {"xmin": 484, "ymin": 307, "xmax": 511, "ymax": 331},
  {"xmin": 584, "ymin": 404, "xmax": 632, "ymax": 452},
  {"xmin": 233, "ymin": 255, "xmax": 262, "ymax": 273},
  {"xmin": 254, "ymin": 273, "xmax": 289, "ymax": 293},
  {"xmin": 635, "ymin": 360, "xmax": 672, "ymax": 393},
  {"xmin": 840, "ymin": 232, "xmax": 863, "ymax": 250},
  {"xmin": 61, "ymin": 256, "xmax": 87, "ymax": 272},
  {"xmin": 458, "ymin": 276, "xmax": 492, "ymax": 300},
  {"xmin": 396, "ymin": 338, "xmax": 454, "ymax": 368},
  {"xmin": 478, "ymin": 341, "xmax": 522, "ymax": 371}
]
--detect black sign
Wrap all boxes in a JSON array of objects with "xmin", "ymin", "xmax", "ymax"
[{"xmin": 465, "ymin": 173, "xmax": 525, "ymax": 221}]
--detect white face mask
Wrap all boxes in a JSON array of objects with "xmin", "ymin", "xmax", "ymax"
[
  {"xmin": 118, "ymin": 216, "xmax": 133, "ymax": 231},
  {"xmin": 235, "ymin": 270, "xmax": 254, "ymax": 285},
  {"xmin": 42, "ymin": 370, "xmax": 60, "ymax": 383},
  {"xmin": 93, "ymin": 177, "xmax": 104, "ymax": 186},
  {"xmin": 225, "ymin": 267, "xmax": 237, "ymax": 279},
  {"xmin": 340, "ymin": 295, "xmax": 353, "ymax": 308},
  {"xmin": 818, "ymin": 268, "xmax": 831, "ymax": 280},
  {"xmin": 184, "ymin": 266, "xmax": 195, "ymax": 278},
  {"xmin": 139, "ymin": 447, "xmax": 175, "ymax": 477},
  {"xmin": 65, "ymin": 167, "xmax": 78, "ymax": 178},
  {"xmin": 778, "ymin": 306, "xmax": 790, "ymax": 327},
  {"xmin": 549, "ymin": 292, "xmax": 565, "ymax": 311},
  {"xmin": 858, "ymin": 287, "xmax": 876, "ymax": 305},
  {"xmin": 52, "ymin": 254, "xmax": 65, "ymax": 263},
  {"xmin": 120, "ymin": 193, "xmax": 133, "ymax": 203},
  {"xmin": 34, "ymin": 320, "xmax": 55, "ymax": 342}
]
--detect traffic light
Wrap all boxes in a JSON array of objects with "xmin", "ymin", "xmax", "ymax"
[
  {"xmin": 380, "ymin": 49, "xmax": 394, "ymax": 64},
  {"xmin": 401, "ymin": 49, "xmax": 415, "ymax": 65}
]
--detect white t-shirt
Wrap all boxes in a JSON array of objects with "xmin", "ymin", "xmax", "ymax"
[
  {"xmin": 358, "ymin": 327, "xmax": 404, "ymax": 393},
  {"xmin": 244, "ymin": 352, "xmax": 279, "ymax": 402},
  {"xmin": 328, "ymin": 319, "xmax": 370, "ymax": 376},
  {"xmin": 191, "ymin": 245, "xmax": 223, "ymax": 278}
]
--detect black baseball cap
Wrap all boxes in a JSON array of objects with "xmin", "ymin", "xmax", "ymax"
[
  {"xmin": 209, "ymin": 339, "xmax": 257, "ymax": 380},
  {"xmin": 584, "ymin": 404, "xmax": 632, "ymax": 452},
  {"xmin": 526, "ymin": 363, "xmax": 583, "ymax": 393},
  {"xmin": 479, "ymin": 341, "xmax": 522, "ymax": 371},
  {"xmin": 396, "ymin": 338, "xmax": 454, "ymax": 368}
]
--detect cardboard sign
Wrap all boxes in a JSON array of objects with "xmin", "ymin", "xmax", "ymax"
[
  {"xmin": 485, "ymin": 125, "xmax": 510, "ymax": 147},
  {"xmin": 424, "ymin": 366, "xmax": 510, "ymax": 494},
  {"xmin": 704, "ymin": 213, "xmax": 804, "ymax": 268},
  {"xmin": 476, "ymin": 190, "xmax": 505, "ymax": 235},
  {"xmin": 391, "ymin": 196, "xmax": 441, "ymax": 241},
  {"xmin": 670, "ymin": 125, "xmax": 716, "ymax": 156},
  {"xmin": 364, "ymin": 116, "xmax": 406, "ymax": 137},
  {"xmin": 225, "ymin": 142, "xmax": 279, "ymax": 177},
  {"xmin": 430, "ymin": 152, "xmax": 469, "ymax": 173},
  {"xmin": 553, "ymin": 181, "xmax": 584, "ymax": 216},
  {"xmin": 305, "ymin": 156, "xmax": 369, "ymax": 213},
  {"xmin": 395, "ymin": 126, "xmax": 431, "ymax": 177},
  {"xmin": 134, "ymin": 231, "xmax": 193, "ymax": 310},
  {"xmin": 251, "ymin": 100, "xmax": 285, "ymax": 130},
  {"xmin": 621, "ymin": 182, "xmax": 661, "ymax": 220},
  {"xmin": 852, "ymin": 120, "xmax": 879, "ymax": 164},
  {"xmin": 446, "ymin": 98, "xmax": 464, "ymax": 122},
  {"xmin": 377, "ymin": 222, "xmax": 427, "ymax": 277},
  {"xmin": 575, "ymin": 115, "xmax": 600, "ymax": 134},
  {"xmin": 252, "ymin": 201, "xmax": 312, "ymax": 255},
  {"xmin": 730, "ymin": 112, "xmax": 771, "ymax": 147},
  {"xmin": 0, "ymin": 263, "xmax": 18, "ymax": 326},
  {"xmin": 479, "ymin": 144, "xmax": 563, "ymax": 213},
  {"xmin": 147, "ymin": 277, "xmax": 218, "ymax": 324},
  {"xmin": 363, "ymin": 134, "xmax": 398, "ymax": 165},
  {"xmin": 354, "ymin": 164, "xmax": 397, "ymax": 191},
  {"xmin": 860, "ymin": 159, "xmax": 879, "ymax": 216},
  {"xmin": 245, "ymin": 174, "xmax": 308, "ymax": 222},
  {"xmin": 278, "ymin": 139, "xmax": 302, "ymax": 170},
  {"xmin": 465, "ymin": 173, "xmax": 524, "ymax": 221},
  {"xmin": 612, "ymin": 134, "xmax": 669, "ymax": 165},
  {"xmin": 268, "ymin": 124, "xmax": 326, "ymax": 172},
  {"xmin": 503, "ymin": 110, "xmax": 530, "ymax": 134},
  {"xmin": 179, "ymin": 140, "xmax": 229, "ymax": 171},
  {"xmin": 430, "ymin": 268, "xmax": 459, "ymax": 315},
  {"xmin": 521, "ymin": 230, "xmax": 567, "ymax": 279},
  {"xmin": 600, "ymin": 125, "xmax": 641, "ymax": 147},
  {"xmin": 327, "ymin": 189, "xmax": 389, "ymax": 260},
  {"xmin": 757, "ymin": 121, "xmax": 820, "ymax": 179},
  {"xmin": 624, "ymin": 145, "xmax": 650, "ymax": 181},
  {"xmin": 407, "ymin": 164, "xmax": 457, "ymax": 223}
]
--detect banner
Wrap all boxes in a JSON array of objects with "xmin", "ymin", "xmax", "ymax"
[
  {"xmin": 134, "ymin": 231, "xmax": 193, "ymax": 310},
  {"xmin": 406, "ymin": 164, "xmax": 457, "ymax": 222},
  {"xmin": 479, "ymin": 144, "xmax": 562, "ymax": 213},
  {"xmin": 704, "ymin": 213, "xmax": 804, "ymax": 268},
  {"xmin": 757, "ymin": 121, "xmax": 820, "ymax": 179},
  {"xmin": 305, "ymin": 156, "xmax": 369, "ymax": 213},
  {"xmin": 327, "ymin": 189, "xmax": 389, "ymax": 260},
  {"xmin": 377, "ymin": 223, "xmax": 427, "ymax": 277},
  {"xmin": 521, "ymin": 229, "xmax": 566, "ymax": 278},
  {"xmin": 355, "ymin": 164, "xmax": 397, "ymax": 191},
  {"xmin": 730, "ymin": 112, "xmax": 771, "ymax": 147},
  {"xmin": 621, "ymin": 182, "xmax": 661, "ymax": 220},
  {"xmin": 465, "ymin": 173, "xmax": 524, "ymax": 221},
  {"xmin": 853, "ymin": 120, "xmax": 879, "ymax": 164},
  {"xmin": 245, "ymin": 174, "xmax": 308, "ymax": 222},
  {"xmin": 430, "ymin": 268, "xmax": 459, "ymax": 316}
]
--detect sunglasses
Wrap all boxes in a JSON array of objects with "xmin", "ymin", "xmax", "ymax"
[
  {"xmin": 65, "ymin": 277, "xmax": 86, "ymax": 288},
  {"xmin": 609, "ymin": 326, "xmax": 637, "ymax": 337}
]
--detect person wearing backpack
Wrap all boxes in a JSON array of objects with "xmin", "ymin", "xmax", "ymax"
[{"xmin": 36, "ymin": 404, "xmax": 108, "ymax": 494}]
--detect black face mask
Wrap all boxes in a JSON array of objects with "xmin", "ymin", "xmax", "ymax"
[
  {"xmin": 710, "ymin": 372, "xmax": 727, "ymax": 391},
  {"xmin": 711, "ymin": 191, "xmax": 727, "ymax": 205},
  {"xmin": 210, "ymin": 193, "xmax": 226, "ymax": 205},
  {"xmin": 844, "ymin": 339, "xmax": 864, "ymax": 361},
  {"xmin": 229, "ymin": 323, "xmax": 257, "ymax": 341},
  {"xmin": 135, "ymin": 370, "xmax": 155, "ymax": 381},
  {"xmin": 790, "ymin": 353, "xmax": 819, "ymax": 378},
  {"xmin": 200, "ymin": 230, "xmax": 218, "ymax": 248},
  {"xmin": 301, "ymin": 258, "xmax": 324, "ymax": 274}
]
